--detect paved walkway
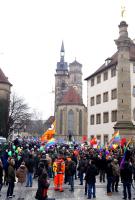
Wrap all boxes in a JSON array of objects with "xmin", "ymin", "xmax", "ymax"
[{"xmin": 1, "ymin": 178, "xmax": 134, "ymax": 200}]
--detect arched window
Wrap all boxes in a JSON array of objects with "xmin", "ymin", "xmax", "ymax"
[
  {"xmin": 68, "ymin": 110, "xmax": 74, "ymax": 135},
  {"xmin": 60, "ymin": 110, "xmax": 63, "ymax": 134},
  {"xmin": 79, "ymin": 110, "xmax": 82, "ymax": 135}
]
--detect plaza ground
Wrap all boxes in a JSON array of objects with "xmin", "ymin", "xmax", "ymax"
[{"xmin": 1, "ymin": 177, "xmax": 134, "ymax": 200}]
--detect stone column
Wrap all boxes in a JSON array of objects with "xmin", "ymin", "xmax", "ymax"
[{"xmin": 114, "ymin": 21, "xmax": 135, "ymax": 137}]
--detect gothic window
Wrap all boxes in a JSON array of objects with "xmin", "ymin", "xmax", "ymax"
[
  {"xmin": 60, "ymin": 110, "xmax": 63, "ymax": 134},
  {"xmin": 68, "ymin": 110, "xmax": 74, "ymax": 135},
  {"xmin": 79, "ymin": 110, "xmax": 82, "ymax": 135},
  {"xmin": 74, "ymin": 75, "xmax": 76, "ymax": 82},
  {"xmin": 61, "ymin": 82, "xmax": 65, "ymax": 90}
]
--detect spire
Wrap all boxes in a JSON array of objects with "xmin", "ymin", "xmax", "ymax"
[
  {"xmin": 56, "ymin": 42, "xmax": 68, "ymax": 72},
  {"xmin": 61, "ymin": 41, "xmax": 64, "ymax": 53},
  {"xmin": 60, "ymin": 41, "xmax": 65, "ymax": 62}
]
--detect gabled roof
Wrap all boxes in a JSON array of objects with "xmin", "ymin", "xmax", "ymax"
[
  {"xmin": 59, "ymin": 86, "xmax": 83, "ymax": 105},
  {"xmin": 0, "ymin": 68, "xmax": 12, "ymax": 86},
  {"xmin": 85, "ymin": 43, "xmax": 135, "ymax": 80}
]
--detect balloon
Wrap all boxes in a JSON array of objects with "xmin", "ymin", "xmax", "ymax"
[
  {"xmin": 105, "ymin": 150, "xmax": 109, "ymax": 155},
  {"xmin": 12, "ymin": 145, "xmax": 16, "ymax": 150},
  {"xmin": 18, "ymin": 156, "xmax": 21, "ymax": 160},
  {"xmin": 8, "ymin": 151, "xmax": 12, "ymax": 157},
  {"xmin": 40, "ymin": 146, "xmax": 44, "ymax": 151},
  {"xmin": 15, "ymin": 149, "xmax": 19, "ymax": 154}
]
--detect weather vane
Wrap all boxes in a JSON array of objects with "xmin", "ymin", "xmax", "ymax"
[{"xmin": 121, "ymin": 0, "xmax": 126, "ymax": 19}]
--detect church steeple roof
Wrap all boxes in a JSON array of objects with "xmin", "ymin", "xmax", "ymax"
[
  {"xmin": 61, "ymin": 41, "xmax": 64, "ymax": 53},
  {"xmin": 56, "ymin": 41, "xmax": 68, "ymax": 72}
]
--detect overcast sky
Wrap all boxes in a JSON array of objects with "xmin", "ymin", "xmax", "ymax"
[{"xmin": 0, "ymin": 0, "xmax": 135, "ymax": 120}]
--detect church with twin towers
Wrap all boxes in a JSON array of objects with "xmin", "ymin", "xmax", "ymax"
[{"xmin": 54, "ymin": 42, "xmax": 87, "ymax": 141}]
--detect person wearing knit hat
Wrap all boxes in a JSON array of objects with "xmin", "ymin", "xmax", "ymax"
[{"xmin": 16, "ymin": 162, "xmax": 27, "ymax": 200}]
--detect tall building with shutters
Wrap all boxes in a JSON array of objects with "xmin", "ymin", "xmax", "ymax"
[
  {"xmin": 85, "ymin": 20, "xmax": 135, "ymax": 145},
  {"xmin": 55, "ymin": 42, "xmax": 87, "ymax": 141}
]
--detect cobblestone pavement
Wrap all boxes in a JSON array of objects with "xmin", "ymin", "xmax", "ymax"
[{"xmin": 1, "ymin": 178, "xmax": 135, "ymax": 200}]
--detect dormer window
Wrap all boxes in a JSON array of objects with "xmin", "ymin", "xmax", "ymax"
[{"xmin": 105, "ymin": 58, "xmax": 112, "ymax": 66}]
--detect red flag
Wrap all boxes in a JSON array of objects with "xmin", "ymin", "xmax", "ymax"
[
  {"xmin": 121, "ymin": 138, "xmax": 126, "ymax": 147},
  {"xmin": 90, "ymin": 137, "xmax": 97, "ymax": 145},
  {"xmin": 82, "ymin": 135, "xmax": 87, "ymax": 142}
]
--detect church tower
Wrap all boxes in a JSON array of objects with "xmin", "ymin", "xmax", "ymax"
[
  {"xmin": 69, "ymin": 60, "xmax": 82, "ymax": 98},
  {"xmin": 0, "ymin": 68, "xmax": 12, "ymax": 137},
  {"xmin": 55, "ymin": 41, "xmax": 69, "ymax": 110}
]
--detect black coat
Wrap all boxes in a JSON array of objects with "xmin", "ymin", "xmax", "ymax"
[
  {"xmin": 0, "ymin": 165, "xmax": 3, "ymax": 183},
  {"xmin": 25, "ymin": 158, "xmax": 34, "ymax": 173},
  {"xmin": 106, "ymin": 161, "xmax": 113, "ymax": 178},
  {"xmin": 120, "ymin": 162, "xmax": 132, "ymax": 183},
  {"xmin": 67, "ymin": 160, "xmax": 76, "ymax": 176},
  {"xmin": 85, "ymin": 163, "xmax": 98, "ymax": 184}
]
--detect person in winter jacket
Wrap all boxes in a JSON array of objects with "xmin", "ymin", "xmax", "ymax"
[
  {"xmin": 53, "ymin": 155, "xmax": 65, "ymax": 192},
  {"xmin": 120, "ymin": 160, "xmax": 132, "ymax": 200},
  {"xmin": 7, "ymin": 159, "xmax": 16, "ymax": 198},
  {"xmin": 112, "ymin": 159, "xmax": 120, "ymax": 192},
  {"xmin": 106, "ymin": 158, "xmax": 114, "ymax": 196},
  {"xmin": 35, "ymin": 170, "xmax": 50, "ymax": 200},
  {"xmin": 25, "ymin": 154, "xmax": 34, "ymax": 187},
  {"xmin": 0, "ymin": 159, "xmax": 3, "ymax": 197},
  {"xmin": 77, "ymin": 156, "xmax": 88, "ymax": 185},
  {"xmin": 16, "ymin": 161, "xmax": 27, "ymax": 200},
  {"xmin": 66, "ymin": 156, "xmax": 76, "ymax": 192},
  {"xmin": 85, "ymin": 160, "xmax": 98, "ymax": 199}
]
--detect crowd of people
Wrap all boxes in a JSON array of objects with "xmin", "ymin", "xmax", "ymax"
[{"xmin": 0, "ymin": 137, "xmax": 135, "ymax": 200}]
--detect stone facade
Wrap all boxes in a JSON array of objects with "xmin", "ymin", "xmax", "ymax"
[
  {"xmin": 55, "ymin": 42, "xmax": 87, "ymax": 141},
  {"xmin": 56, "ymin": 105, "xmax": 87, "ymax": 141},
  {"xmin": 114, "ymin": 21, "xmax": 135, "ymax": 138}
]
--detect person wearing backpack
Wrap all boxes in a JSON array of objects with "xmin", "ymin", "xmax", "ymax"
[
  {"xmin": 66, "ymin": 155, "xmax": 76, "ymax": 192},
  {"xmin": 53, "ymin": 154, "xmax": 65, "ymax": 192}
]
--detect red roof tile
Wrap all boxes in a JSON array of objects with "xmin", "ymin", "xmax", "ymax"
[
  {"xmin": 60, "ymin": 86, "xmax": 83, "ymax": 105},
  {"xmin": 0, "ymin": 68, "xmax": 12, "ymax": 86}
]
